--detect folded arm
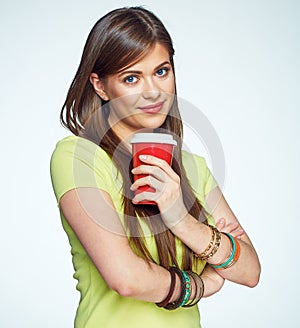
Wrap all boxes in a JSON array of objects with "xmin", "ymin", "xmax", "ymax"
[
  {"xmin": 59, "ymin": 187, "xmax": 224, "ymax": 303},
  {"xmin": 166, "ymin": 187, "xmax": 261, "ymax": 287},
  {"xmin": 131, "ymin": 155, "xmax": 261, "ymax": 288}
]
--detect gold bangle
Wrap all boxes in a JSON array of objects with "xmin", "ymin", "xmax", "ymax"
[
  {"xmin": 195, "ymin": 225, "xmax": 221, "ymax": 260},
  {"xmin": 195, "ymin": 225, "xmax": 215, "ymax": 259},
  {"xmin": 204, "ymin": 228, "xmax": 221, "ymax": 260},
  {"xmin": 209, "ymin": 233, "xmax": 239, "ymax": 270}
]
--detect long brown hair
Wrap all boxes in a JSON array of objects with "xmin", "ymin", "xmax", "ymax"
[{"xmin": 60, "ymin": 6, "xmax": 206, "ymax": 270}]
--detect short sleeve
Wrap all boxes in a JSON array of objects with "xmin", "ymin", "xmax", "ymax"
[
  {"xmin": 50, "ymin": 136, "xmax": 112, "ymax": 203},
  {"xmin": 182, "ymin": 152, "xmax": 218, "ymax": 226},
  {"xmin": 182, "ymin": 151, "xmax": 218, "ymax": 199},
  {"xmin": 203, "ymin": 165, "xmax": 218, "ymax": 196}
]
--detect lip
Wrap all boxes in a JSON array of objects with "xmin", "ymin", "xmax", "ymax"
[{"xmin": 138, "ymin": 101, "xmax": 165, "ymax": 113}]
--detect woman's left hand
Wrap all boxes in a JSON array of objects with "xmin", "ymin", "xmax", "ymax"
[
  {"xmin": 216, "ymin": 217, "xmax": 244, "ymax": 239},
  {"xmin": 130, "ymin": 155, "xmax": 188, "ymax": 227}
]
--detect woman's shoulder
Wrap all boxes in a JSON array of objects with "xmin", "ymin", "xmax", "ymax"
[
  {"xmin": 182, "ymin": 150, "xmax": 218, "ymax": 198},
  {"xmin": 52, "ymin": 135, "xmax": 101, "ymax": 152},
  {"xmin": 182, "ymin": 150, "xmax": 216, "ymax": 195},
  {"xmin": 50, "ymin": 135, "xmax": 114, "ymax": 203},
  {"xmin": 182, "ymin": 150, "xmax": 208, "ymax": 170},
  {"xmin": 51, "ymin": 135, "xmax": 111, "ymax": 163}
]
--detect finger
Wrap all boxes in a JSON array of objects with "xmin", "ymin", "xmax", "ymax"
[
  {"xmin": 132, "ymin": 191, "xmax": 159, "ymax": 204},
  {"xmin": 215, "ymin": 217, "xmax": 245, "ymax": 238},
  {"xmin": 230, "ymin": 227, "xmax": 244, "ymax": 238},
  {"xmin": 130, "ymin": 176, "xmax": 164, "ymax": 192},
  {"xmin": 219, "ymin": 221, "xmax": 239, "ymax": 233},
  {"xmin": 216, "ymin": 217, "xmax": 225, "ymax": 230},
  {"xmin": 138, "ymin": 155, "xmax": 178, "ymax": 181},
  {"xmin": 221, "ymin": 221, "xmax": 244, "ymax": 238},
  {"xmin": 131, "ymin": 165, "xmax": 165, "ymax": 182}
]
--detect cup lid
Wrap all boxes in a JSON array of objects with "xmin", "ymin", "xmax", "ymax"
[{"xmin": 130, "ymin": 133, "xmax": 177, "ymax": 146}]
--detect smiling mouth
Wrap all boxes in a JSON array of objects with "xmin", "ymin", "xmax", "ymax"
[{"xmin": 138, "ymin": 101, "xmax": 165, "ymax": 113}]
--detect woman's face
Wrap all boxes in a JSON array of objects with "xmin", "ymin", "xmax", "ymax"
[{"xmin": 91, "ymin": 43, "xmax": 175, "ymax": 140}]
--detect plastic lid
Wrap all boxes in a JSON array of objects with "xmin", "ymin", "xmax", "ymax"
[{"xmin": 130, "ymin": 133, "xmax": 177, "ymax": 146}]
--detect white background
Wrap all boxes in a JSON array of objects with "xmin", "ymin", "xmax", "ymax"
[{"xmin": 1, "ymin": 0, "xmax": 299, "ymax": 327}]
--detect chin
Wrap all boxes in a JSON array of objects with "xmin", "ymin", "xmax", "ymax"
[{"xmin": 141, "ymin": 116, "xmax": 167, "ymax": 130}]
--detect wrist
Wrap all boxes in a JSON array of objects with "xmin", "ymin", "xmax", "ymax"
[
  {"xmin": 170, "ymin": 215, "xmax": 212, "ymax": 253},
  {"xmin": 156, "ymin": 268, "xmax": 204, "ymax": 310},
  {"xmin": 207, "ymin": 232, "xmax": 232, "ymax": 265},
  {"xmin": 159, "ymin": 200, "xmax": 189, "ymax": 229}
]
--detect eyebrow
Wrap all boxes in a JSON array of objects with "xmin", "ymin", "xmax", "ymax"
[{"xmin": 118, "ymin": 61, "xmax": 171, "ymax": 76}]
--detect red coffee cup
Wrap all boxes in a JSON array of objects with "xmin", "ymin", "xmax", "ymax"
[{"xmin": 130, "ymin": 133, "xmax": 177, "ymax": 205}]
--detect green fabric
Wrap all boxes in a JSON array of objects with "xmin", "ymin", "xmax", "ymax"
[{"xmin": 50, "ymin": 136, "xmax": 217, "ymax": 328}]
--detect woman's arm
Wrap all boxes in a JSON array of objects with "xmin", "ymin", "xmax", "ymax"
[
  {"xmin": 200, "ymin": 216, "xmax": 246, "ymax": 297},
  {"xmin": 131, "ymin": 155, "xmax": 261, "ymax": 288},
  {"xmin": 60, "ymin": 188, "xmax": 173, "ymax": 302},
  {"xmin": 60, "ymin": 187, "xmax": 221, "ymax": 304},
  {"xmin": 201, "ymin": 265, "xmax": 224, "ymax": 297},
  {"xmin": 200, "ymin": 217, "xmax": 246, "ymax": 297},
  {"xmin": 172, "ymin": 190, "xmax": 260, "ymax": 287}
]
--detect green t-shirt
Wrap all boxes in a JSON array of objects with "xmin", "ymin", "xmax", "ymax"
[{"xmin": 50, "ymin": 136, "xmax": 217, "ymax": 328}]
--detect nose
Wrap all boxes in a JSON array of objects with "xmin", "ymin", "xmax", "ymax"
[{"xmin": 142, "ymin": 77, "xmax": 161, "ymax": 100}]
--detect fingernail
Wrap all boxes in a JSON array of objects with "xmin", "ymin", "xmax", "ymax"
[{"xmin": 219, "ymin": 218, "xmax": 225, "ymax": 224}]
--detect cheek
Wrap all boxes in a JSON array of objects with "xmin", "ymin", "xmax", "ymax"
[
  {"xmin": 113, "ymin": 84, "xmax": 141, "ymax": 99},
  {"xmin": 121, "ymin": 93, "xmax": 140, "ymax": 107},
  {"xmin": 165, "ymin": 84, "xmax": 175, "ymax": 98},
  {"xmin": 110, "ymin": 93, "xmax": 140, "ymax": 112},
  {"xmin": 165, "ymin": 77, "xmax": 175, "ymax": 94}
]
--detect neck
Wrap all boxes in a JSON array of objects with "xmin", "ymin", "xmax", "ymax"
[{"xmin": 108, "ymin": 118, "xmax": 154, "ymax": 153}]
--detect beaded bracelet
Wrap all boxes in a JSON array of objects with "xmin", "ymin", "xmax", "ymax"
[
  {"xmin": 196, "ymin": 225, "xmax": 215, "ymax": 259},
  {"xmin": 204, "ymin": 228, "xmax": 221, "ymax": 260},
  {"xmin": 183, "ymin": 271, "xmax": 204, "ymax": 307},
  {"xmin": 195, "ymin": 225, "xmax": 221, "ymax": 260},
  {"xmin": 183, "ymin": 272, "xmax": 197, "ymax": 307},
  {"xmin": 209, "ymin": 233, "xmax": 237, "ymax": 270},
  {"xmin": 179, "ymin": 270, "xmax": 191, "ymax": 307}
]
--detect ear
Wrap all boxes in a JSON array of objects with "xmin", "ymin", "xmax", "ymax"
[{"xmin": 89, "ymin": 73, "xmax": 110, "ymax": 101}]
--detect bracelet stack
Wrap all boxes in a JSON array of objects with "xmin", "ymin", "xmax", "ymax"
[
  {"xmin": 209, "ymin": 233, "xmax": 241, "ymax": 270},
  {"xmin": 183, "ymin": 271, "xmax": 204, "ymax": 307},
  {"xmin": 156, "ymin": 227, "xmax": 241, "ymax": 310},
  {"xmin": 195, "ymin": 225, "xmax": 221, "ymax": 260},
  {"xmin": 156, "ymin": 267, "xmax": 204, "ymax": 311},
  {"xmin": 194, "ymin": 225, "xmax": 241, "ymax": 270}
]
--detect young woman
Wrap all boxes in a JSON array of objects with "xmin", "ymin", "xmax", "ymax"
[{"xmin": 50, "ymin": 6, "xmax": 260, "ymax": 328}]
